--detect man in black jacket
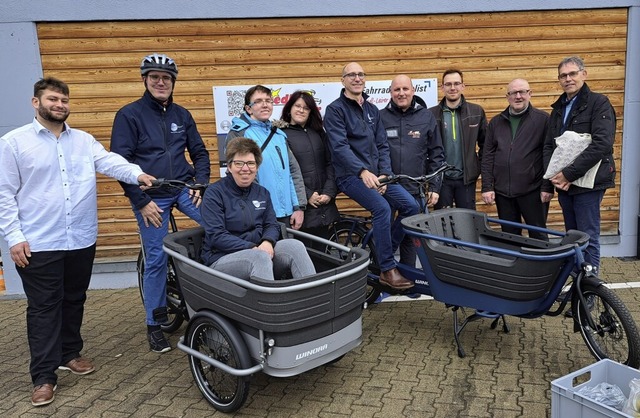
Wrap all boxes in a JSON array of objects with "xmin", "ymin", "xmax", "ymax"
[
  {"xmin": 481, "ymin": 78, "xmax": 550, "ymax": 240},
  {"xmin": 380, "ymin": 74, "xmax": 445, "ymax": 265},
  {"xmin": 542, "ymin": 56, "xmax": 616, "ymax": 271},
  {"xmin": 429, "ymin": 69, "xmax": 487, "ymax": 210}
]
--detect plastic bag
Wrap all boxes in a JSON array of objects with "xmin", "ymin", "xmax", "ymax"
[
  {"xmin": 543, "ymin": 130, "xmax": 601, "ymax": 189},
  {"xmin": 577, "ymin": 382, "xmax": 626, "ymax": 411},
  {"xmin": 623, "ymin": 378, "xmax": 640, "ymax": 417}
]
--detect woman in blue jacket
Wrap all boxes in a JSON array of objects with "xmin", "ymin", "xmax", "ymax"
[{"xmin": 200, "ymin": 137, "xmax": 316, "ymax": 281}]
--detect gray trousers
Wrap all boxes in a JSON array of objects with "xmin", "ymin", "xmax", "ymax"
[{"xmin": 210, "ymin": 239, "xmax": 316, "ymax": 280}]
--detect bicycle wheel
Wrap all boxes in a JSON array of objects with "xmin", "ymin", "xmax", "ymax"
[
  {"xmin": 137, "ymin": 250, "xmax": 184, "ymax": 333},
  {"xmin": 186, "ymin": 315, "xmax": 251, "ymax": 413},
  {"xmin": 573, "ymin": 282, "xmax": 640, "ymax": 368},
  {"xmin": 328, "ymin": 220, "xmax": 381, "ymax": 306}
]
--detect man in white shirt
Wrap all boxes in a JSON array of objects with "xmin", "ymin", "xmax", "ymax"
[{"xmin": 0, "ymin": 77, "xmax": 154, "ymax": 407}]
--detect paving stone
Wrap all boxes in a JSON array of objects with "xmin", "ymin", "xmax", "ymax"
[{"xmin": 2, "ymin": 257, "xmax": 640, "ymax": 417}]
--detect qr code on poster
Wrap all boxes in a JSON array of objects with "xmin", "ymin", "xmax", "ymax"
[{"xmin": 226, "ymin": 90, "xmax": 246, "ymax": 117}]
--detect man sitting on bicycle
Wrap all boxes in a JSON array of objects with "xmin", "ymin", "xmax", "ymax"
[{"xmin": 324, "ymin": 62, "xmax": 419, "ymax": 290}]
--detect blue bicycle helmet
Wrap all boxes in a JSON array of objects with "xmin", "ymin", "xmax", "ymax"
[{"xmin": 140, "ymin": 53, "xmax": 178, "ymax": 79}]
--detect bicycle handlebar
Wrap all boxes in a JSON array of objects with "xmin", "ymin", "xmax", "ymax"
[
  {"xmin": 140, "ymin": 178, "xmax": 209, "ymax": 193},
  {"xmin": 378, "ymin": 164, "xmax": 454, "ymax": 186}
]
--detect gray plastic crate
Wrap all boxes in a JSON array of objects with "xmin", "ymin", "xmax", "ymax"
[{"xmin": 551, "ymin": 359, "xmax": 640, "ymax": 418}]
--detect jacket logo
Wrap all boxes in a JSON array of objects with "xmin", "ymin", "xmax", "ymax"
[
  {"xmin": 252, "ymin": 200, "xmax": 266, "ymax": 209},
  {"xmin": 170, "ymin": 123, "xmax": 186, "ymax": 134},
  {"xmin": 408, "ymin": 130, "xmax": 421, "ymax": 138}
]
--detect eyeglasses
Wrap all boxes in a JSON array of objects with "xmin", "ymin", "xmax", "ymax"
[
  {"xmin": 342, "ymin": 72, "xmax": 366, "ymax": 80},
  {"xmin": 147, "ymin": 74, "xmax": 173, "ymax": 83},
  {"xmin": 443, "ymin": 82, "xmax": 463, "ymax": 88},
  {"xmin": 229, "ymin": 160, "xmax": 257, "ymax": 169},
  {"xmin": 558, "ymin": 70, "xmax": 582, "ymax": 80},
  {"xmin": 507, "ymin": 89, "xmax": 531, "ymax": 97},
  {"xmin": 249, "ymin": 99, "xmax": 274, "ymax": 106},
  {"xmin": 293, "ymin": 104, "xmax": 311, "ymax": 112}
]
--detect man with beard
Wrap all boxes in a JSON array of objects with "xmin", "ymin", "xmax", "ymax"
[{"xmin": 0, "ymin": 77, "xmax": 155, "ymax": 406}]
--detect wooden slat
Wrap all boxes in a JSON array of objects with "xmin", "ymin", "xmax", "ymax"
[{"xmin": 37, "ymin": 8, "xmax": 628, "ymax": 260}]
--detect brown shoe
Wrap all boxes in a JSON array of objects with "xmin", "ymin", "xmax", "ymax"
[
  {"xmin": 58, "ymin": 356, "xmax": 95, "ymax": 375},
  {"xmin": 379, "ymin": 268, "xmax": 414, "ymax": 290},
  {"xmin": 31, "ymin": 383, "xmax": 56, "ymax": 406}
]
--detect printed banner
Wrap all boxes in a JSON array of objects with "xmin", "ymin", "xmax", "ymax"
[{"xmin": 212, "ymin": 78, "xmax": 438, "ymax": 174}]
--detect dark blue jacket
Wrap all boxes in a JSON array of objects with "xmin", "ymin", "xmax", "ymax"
[
  {"xmin": 380, "ymin": 96, "xmax": 445, "ymax": 195},
  {"xmin": 200, "ymin": 175, "xmax": 280, "ymax": 266},
  {"xmin": 543, "ymin": 83, "xmax": 616, "ymax": 195},
  {"xmin": 110, "ymin": 90, "xmax": 210, "ymax": 209},
  {"xmin": 324, "ymin": 90, "xmax": 393, "ymax": 179}
]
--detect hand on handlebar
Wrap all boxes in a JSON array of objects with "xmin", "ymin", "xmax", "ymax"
[
  {"xmin": 140, "ymin": 201, "xmax": 164, "ymax": 228},
  {"xmin": 137, "ymin": 173, "xmax": 157, "ymax": 190},
  {"xmin": 189, "ymin": 188, "xmax": 202, "ymax": 208},
  {"xmin": 360, "ymin": 169, "xmax": 382, "ymax": 189}
]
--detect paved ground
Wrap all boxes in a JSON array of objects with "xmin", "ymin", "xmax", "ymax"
[{"xmin": 1, "ymin": 257, "xmax": 640, "ymax": 418}]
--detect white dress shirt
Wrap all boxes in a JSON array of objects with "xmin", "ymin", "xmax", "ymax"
[{"xmin": 0, "ymin": 118, "xmax": 143, "ymax": 251}]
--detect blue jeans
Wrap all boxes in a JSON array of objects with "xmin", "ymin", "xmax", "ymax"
[
  {"xmin": 557, "ymin": 189, "xmax": 605, "ymax": 270},
  {"xmin": 336, "ymin": 176, "xmax": 419, "ymax": 272},
  {"xmin": 134, "ymin": 189, "xmax": 203, "ymax": 325}
]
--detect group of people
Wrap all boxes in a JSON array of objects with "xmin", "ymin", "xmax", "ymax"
[{"xmin": 0, "ymin": 53, "xmax": 615, "ymax": 407}]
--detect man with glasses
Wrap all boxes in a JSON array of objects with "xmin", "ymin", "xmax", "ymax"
[
  {"xmin": 429, "ymin": 69, "xmax": 487, "ymax": 210},
  {"xmin": 481, "ymin": 78, "xmax": 550, "ymax": 240},
  {"xmin": 324, "ymin": 62, "xmax": 419, "ymax": 290},
  {"xmin": 542, "ymin": 56, "xmax": 616, "ymax": 272},
  {"xmin": 111, "ymin": 53, "xmax": 210, "ymax": 353},
  {"xmin": 226, "ymin": 85, "xmax": 306, "ymax": 230}
]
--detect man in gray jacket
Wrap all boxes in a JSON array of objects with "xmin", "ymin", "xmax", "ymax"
[{"xmin": 481, "ymin": 78, "xmax": 550, "ymax": 240}]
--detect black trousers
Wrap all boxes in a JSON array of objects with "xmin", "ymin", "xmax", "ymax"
[
  {"xmin": 434, "ymin": 177, "xmax": 476, "ymax": 210},
  {"xmin": 17, "ymin": 244, "xmax": 96, "ymax": 386},
  {"xmin": 495, "ymin": 191, "xmax": 549, "ymax": 241}
]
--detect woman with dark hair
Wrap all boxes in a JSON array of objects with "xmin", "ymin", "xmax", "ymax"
[{"xmin": 279, "ymin": 91, "xmax": 339, "ymax": 246}]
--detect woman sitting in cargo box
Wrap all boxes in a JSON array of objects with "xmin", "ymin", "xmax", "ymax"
[{"xmin": 200, "ymin": 137, "xmax": 316, "ymax": 280}]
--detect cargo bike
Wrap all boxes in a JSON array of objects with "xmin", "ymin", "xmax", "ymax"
[
  {"xmin": 162, "ymin": 222, "xmax": 369, "ymax": 412},
  {"xmin": 331, "ymin": 171, "xmax": 640, "ymax": 367}
]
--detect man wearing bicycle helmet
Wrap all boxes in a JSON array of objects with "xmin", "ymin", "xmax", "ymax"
[{"xmin": 111, "ymin": 53, "xmax": 210, "ymax": 353}]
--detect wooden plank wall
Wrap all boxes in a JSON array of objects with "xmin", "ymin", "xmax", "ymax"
[{"xmin": 36, "ymin": 8, "xmax": 628, "ymax": 261}]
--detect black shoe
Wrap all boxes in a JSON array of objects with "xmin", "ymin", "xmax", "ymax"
[{"xmin": 147, "ymin": 325, "xmax": 171, "ymax": 353}]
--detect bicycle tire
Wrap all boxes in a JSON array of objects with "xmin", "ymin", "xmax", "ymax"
[
  {"xmin": 136, "ymin": 250, "xmax": 184, "ymax": 333},
  {"xmin": 186, "ymin": 315, "xmax": 251, "ymax": 413},
  {"xmin": 573, "ymin": 282, "xmax": 640, "ymax": 368},
  {"xmin": 328, "ymin": 220, "xmax": 381, "ymax": 306}
]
